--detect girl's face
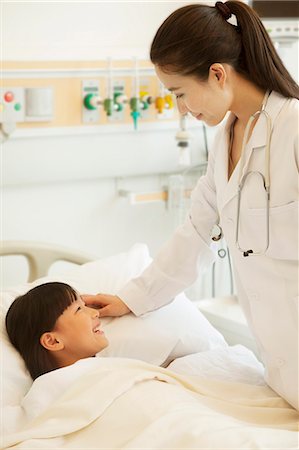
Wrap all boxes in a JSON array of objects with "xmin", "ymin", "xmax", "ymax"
[
  {"xmin": 155, "ymin": 64, "xmax": 232, "ymax": 126},
  {"xmin": 51, "ymin": 295, "xmax": 108, "ymax": 361}
]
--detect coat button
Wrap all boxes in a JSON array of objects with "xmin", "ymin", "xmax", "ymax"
[{"xmin": 275, "ymin": 358, "xmax": 285, "ymax": 368}]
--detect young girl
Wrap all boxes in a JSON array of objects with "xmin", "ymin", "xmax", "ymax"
[
  {"xmin": 5, "ymin": 282, "xmax": 109, "ymax": 380},
  {"xmin": 83, "ymin": 1, "xmax": 299, "ymax": 410}
]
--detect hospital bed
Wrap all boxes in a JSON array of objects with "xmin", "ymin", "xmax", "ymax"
[{"xmin": 1, "ymin": 241, "xmax": 298, "ymax": 449}]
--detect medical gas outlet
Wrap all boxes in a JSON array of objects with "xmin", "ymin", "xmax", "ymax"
[
  {"xmin": 82, "ymin": 80, "xmax": 101, "ymax": 123},
  {"xmin": 114, "ymin": 92, "xmax": 127, "ymax": 112},
  {"xmin": 103, "ymin": 92, "xmax": 128, "ymax": 117},
  {"xmin": 84, "ymin": 93, "xmax": 101, "ymax": 110},
  {"xmin": 155, "ymin": 94, "xmax": 174, "ymax": 116},
  {"xmin": 129, "ymin": 97, "xmax": 140, "ymax": 130}
]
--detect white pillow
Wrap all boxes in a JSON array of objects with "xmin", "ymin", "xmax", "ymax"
[
  {"xmin": 1, "ymin": 243, "xmax": 226, "ymax": 408},
  {"xmin": 167, "ymin": 345, "xmax": 265, "ymax": 385},
  {"xmin": 98, "ymin": 293, "xmax": 226, "ymax": 366},
  {"xmin": 1, "ymin": 287, "xmax": 34, "ymax": 407}
]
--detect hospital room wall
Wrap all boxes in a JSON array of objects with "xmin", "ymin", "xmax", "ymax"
[
  {"xmin": 3, "ymin": 2, "xmax": 187, "ymax": 61},
  {"xmin": 2, "ymin": 1, "xmax": 227, "ymax": 297}
]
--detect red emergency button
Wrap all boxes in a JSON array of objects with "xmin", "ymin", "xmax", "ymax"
[{"xmin": 4, "ymin": 91, "xmax": 14, "ymax": 102}]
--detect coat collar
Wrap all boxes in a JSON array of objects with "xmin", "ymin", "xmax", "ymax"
[
  {"xmin": 242, "ymin": 90, "xmax": 288, "ymax": 150},
  {"xmin": 216, "ymin": 91, "xmax": 289, "ymax": 212},
  {"xmin": 224, "ymin": 90, "xmax": 287, "ymax": 149}
]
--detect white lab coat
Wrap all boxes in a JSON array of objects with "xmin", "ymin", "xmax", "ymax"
[{"xmin": 118, "ymin": 91, "xmax": 299, "ymax": 409}]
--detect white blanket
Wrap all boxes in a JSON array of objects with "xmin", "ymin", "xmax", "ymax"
[{"xmin": 2, "ymin": 357, "xmax": 298, "ymax": 450}]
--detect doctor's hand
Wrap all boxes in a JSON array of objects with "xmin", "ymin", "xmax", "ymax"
[{"xmin": 82, "ymin": 293, "xmax": 131, "ymax": 317}]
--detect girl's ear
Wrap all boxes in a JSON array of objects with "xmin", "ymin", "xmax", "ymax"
[{"xmin": 40, "ymin": 332, "xmax": 64, "ymax": 352}]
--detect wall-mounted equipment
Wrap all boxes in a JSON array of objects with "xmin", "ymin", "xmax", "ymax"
[
  {"xmin": 0, "ymin": 87, "xmax": 25, "ymax": 137},
  {"xmin": 129, "ymin": 58, "xmax": 141, "ymax": 130},
  {"xmin": 176, "ymin": 114, "xmax": 191, "ymax": 168},
  {"xmin": 0, "ymin": 86, "xmax": 54, "ymax": 139},
  {"xmin": 110, "ymin": 80, "xmax": 127, "ymax": 121},
  {"xmin": 0, "ymin": 87, "xmax": 25, "ymax": 123},
  {"xmin": 2, "ymin": 59, "xmax": 179, "ymax": 138},
  {"xmin": 25, "ymin": 87, "xmax": 54, "ymax": 122},
  {"xmin": 139, "ymin": 81, "xmax": 154, "ymax": 120},
  {"xmin": 154, "ymin": 83, "xmax": 174, "ymax": 119},
  {"xmin": 82, "ymin": 80, "xmax": 101, "ymax": 123}
]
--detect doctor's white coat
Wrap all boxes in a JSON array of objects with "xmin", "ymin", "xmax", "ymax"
[{"xmin": 118, "ymin": 91, "xmax": 299, "ymax": 409}]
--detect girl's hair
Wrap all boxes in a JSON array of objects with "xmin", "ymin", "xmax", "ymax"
[
  {"xmin": 5, "ymin": 282, "xmax": 77, "ymax": 380},
  {"xmin": 150, "ymin": 1, "xmax": 299, "ymax": 99}
]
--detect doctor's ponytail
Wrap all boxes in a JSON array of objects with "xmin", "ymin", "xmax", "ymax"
[
  {"xmin": 225, "ymin": 1, "xmax": 299, "ymax": 99},
  {"xmin": 150, "ymin": 1, "xmax": 299, "ymax": 100}
]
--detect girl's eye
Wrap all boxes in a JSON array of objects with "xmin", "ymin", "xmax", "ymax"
[
  {"xmin": 175, "ymin": 94, "xmax": 184, "ymax": 99},
  {"xmin": 76, "ymin": 306, "xmax": 82, "ymax": 312}
]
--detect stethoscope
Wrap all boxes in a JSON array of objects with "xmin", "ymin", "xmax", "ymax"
[{"xmin": 212, "ymin": 91, "xmax": 272, "ymax": 257}]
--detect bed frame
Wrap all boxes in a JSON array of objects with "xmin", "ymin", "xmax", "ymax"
[{"xmin": 0, "ymin": 240, "xmax": 95, "ymax": 282}]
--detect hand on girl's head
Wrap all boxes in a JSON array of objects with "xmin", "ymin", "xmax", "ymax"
[
  {"xmin": 81, "ymin": 294, "xmax": 103, "ymax": 309},
  {"xmin": 82, "ymin": 293, "xmax": 110, "ymax": 310},
  {"xmin": 82, "ymin": 293, "xmax": 131, "ymax": 318}
]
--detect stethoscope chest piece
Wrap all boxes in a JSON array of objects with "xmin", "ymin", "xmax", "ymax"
[{"xmin": 211, "ymin": 224, "xmax": 223, "ymax": 242}]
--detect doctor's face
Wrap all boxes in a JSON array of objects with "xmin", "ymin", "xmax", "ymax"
[
  {"xmin": 51, "ymin": 296, "xmax": 109, "ymax": 361},
  {"xmin": 155, "ymin": 64, "xmax": 232, "ymax": 126}
]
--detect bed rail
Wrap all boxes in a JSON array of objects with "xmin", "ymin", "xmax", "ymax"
[{"xmin": 0, "ymin": 240, "xmax": 95, "ymax": 282}]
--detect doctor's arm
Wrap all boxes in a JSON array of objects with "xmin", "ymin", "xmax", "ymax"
[{"xmin": 84, "ymin": 132, "xmax": 223, "ymax": 317}]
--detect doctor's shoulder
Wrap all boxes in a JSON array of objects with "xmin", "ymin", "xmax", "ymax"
[
  {"xmin": 276, "ymin": 94, "xmax": 298, "ymax": 130},
  {"xmin": 272, "ymin": 94, "xmax": 298, "ymax": 159}
]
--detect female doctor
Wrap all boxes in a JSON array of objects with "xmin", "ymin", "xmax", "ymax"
[{"xmin": 85, "ymin": 1, "xmax": 299, "ymax": 409}]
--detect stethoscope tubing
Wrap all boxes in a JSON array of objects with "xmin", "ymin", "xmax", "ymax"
[{"xmin": 235, "ymin": 93, "xmax": 272, "ymax": 256}]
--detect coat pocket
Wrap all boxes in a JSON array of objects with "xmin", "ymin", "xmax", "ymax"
[{"xmin": 240, "ymin": 201, "xmax": 298, "ymax": 260}]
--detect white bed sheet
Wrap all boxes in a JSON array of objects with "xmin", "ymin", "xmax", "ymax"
[
  {"xmin": 3, "ymin": 345, "xmax": 263, "ymax": 436},
  {"xmin": 3, "ymin": 355, "xmax": 298, "ymax": 450},
  {"xmin": 10, "ymin": 345, "xmax": 263, "ymax": 428}
]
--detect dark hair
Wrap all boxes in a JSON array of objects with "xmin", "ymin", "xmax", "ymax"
[
  {"xmin": 150, "ymin": 1, "xmax": 299, "ymax": 99},
  {"xmin": 5, "ymin": 282, "xmax": 77, "ymax": 380}
]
